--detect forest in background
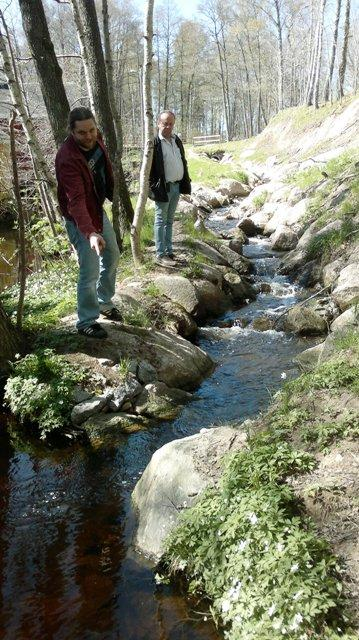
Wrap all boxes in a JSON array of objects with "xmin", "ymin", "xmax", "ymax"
[{"xmin": 1, "ymin": 0, "xmax": 358, "ymax": 146}]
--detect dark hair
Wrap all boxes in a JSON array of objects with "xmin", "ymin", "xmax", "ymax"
[{"xmin": 68, "ymin": 107, "xmax": 96, "ymax": 130}]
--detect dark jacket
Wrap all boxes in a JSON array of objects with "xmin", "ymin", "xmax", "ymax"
[
  {"xmin": 149, "ymin": 134, "xmax": 191, "ymax": 202},
  {"xmin": 55, "ymin": 134, "xmax": 114, "ymax": 238}
]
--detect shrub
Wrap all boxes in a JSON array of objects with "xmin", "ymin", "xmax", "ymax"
[
  {"xmin": 164, "ymin": 433, "xmax": 347, "ymax": 640},
  {"xmin": 4, "ymin": 349, "xmax": 86, "ymax": 439}
]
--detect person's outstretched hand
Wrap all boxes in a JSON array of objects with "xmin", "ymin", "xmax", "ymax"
[{"xmin": 89, "ymin": 233, "xmax": 106, "ymax": 256}]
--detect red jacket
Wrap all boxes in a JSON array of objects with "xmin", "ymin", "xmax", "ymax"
[{"xmin": 55, "ymin": 134, "xmax": 114, "ymax": 238}]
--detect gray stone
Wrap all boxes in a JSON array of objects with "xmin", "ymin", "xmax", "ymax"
[
  {"xmin": 154, "ymin": 275, "xmax": 199, "ymax": 315},
  {"xmin": 191, "ymin": 183, "xmax": 228, "ymax": 208},
  {"xmin": 322, "ymin": 258, "xmax": 346, "ymax": 288},
  {"xmin": 132, "ymin": 426, "xmax": 246, "ymax": 561},
  {"xmin": 137, "ymin": 360, "xmax": 158, "ymax": 385},
  {"xmin": 217, "ymin": 178, "xmax": 251, "ymax": 198},
  {"xmin": 160, "ymin": 301, "xmax": 198, "ymax": 337},
  {"xmin": 330, "ymin": 306, "xmax": 359, "ymax": 333},
  {"xmin": 294, "ymin": 342, "xmax": 325, "ymax": 371},
  {"xmin": 223, "ymin": 271, "xmax": 256, "ymax": 303},
  {"xmin": 82, "ymin": 412, "xmax": 149, "ymax": 443},
  {"xmin": 215, "ymin": 243, "xmax": 252, "ymax": 274},
  {"xmin": 98, "ymin": 357, "xmax": 115, "ymax": 367},
  {"xmin": 109, "ymin": 375, "xmax": 143, "ymax": 411},
  {"xmin": 189, "ymin": 239, "xmax": 229, "ymax": 265},
  {"xmin": 71, "ymin": 395, "xmax": 108, "ymax": 425},
  {"xmin": 135, "ymin": 381, "xmax": 192, "ymax": 419},
  {"xmin": 193, "ymin": 279, "xmax": 230, "ymax": 319},
  {"xmin": 72, "ymin": 386, "xmax": 93, "ymax": 404},
  {"xmin": 332, "ymin": 263, "xmax": 359, "ymax": 311},
  {"xmin": 237, "ymin": 217, "xmax": 260, "ymax": 237},
  {"xmin": 284, "ymin": 305, "xmax": 328, "ymax": 335},
  {"xmin": 228, "ymin": 239, "xmax": 243, "ymax": 254},
  {"xmin": 270, "ymin": 225, "xmax": 298, "ymax": 251}
]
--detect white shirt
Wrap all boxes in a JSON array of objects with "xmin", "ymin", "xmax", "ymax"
[{"xmin": 159, "ymin": 132, "xmax": 184, "ymax": 183}]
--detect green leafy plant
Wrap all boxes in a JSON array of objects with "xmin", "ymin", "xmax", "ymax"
[
  {"xmin": 252, "ymin": 190, "xmax": 268, "ymax": 210},
  {"xmin": 163, "ymin": 432, "xmax": 348, "ymax": 640},
  {"xmin": 4, "ymin": 349, "xmax": 86, "ymax": 439},
  {"xmin": 122, "ymin": 306, "xmax": 151, "ymax": 328}
]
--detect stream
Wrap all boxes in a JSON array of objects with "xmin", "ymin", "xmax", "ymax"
[{"xmin": 0, "ymin": 209, "xmax": 316, "ymax": 640}]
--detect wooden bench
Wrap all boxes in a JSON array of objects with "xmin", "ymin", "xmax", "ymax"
[{"xmin": 192, "ymin": 134, "xmax": 222, "ymax": 146}]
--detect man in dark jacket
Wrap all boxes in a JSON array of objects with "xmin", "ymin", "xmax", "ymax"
[
  {"xmin": 149, "ymin": 110, "xmax": 191, "ymax": 266},
  {"xmin": 55, "ymin": 107, "xmax": 121, "ymax": 339}
]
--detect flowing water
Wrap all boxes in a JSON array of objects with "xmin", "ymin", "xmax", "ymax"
[{"xmin": 0, "ymin": 210, "xmax": 316, "ymax": 640}]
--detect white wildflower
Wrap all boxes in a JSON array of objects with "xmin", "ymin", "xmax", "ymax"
[
  {"xmin": 281, "ymin": 372, "xmax": 287, "ymax": 379},
  {"xmin": 182, "ymin": 500, "xmax": 187, "ymax": 507},
  {"xmin": 204, "ymin": 616, "xmax": 207, "ymax": 622},
  {"xmin": 237, "ymin": 539, "xmax": 248, "ymax": 552},
  {"xmin": 15, "ymin": 353, "xmax": 21, "ymax": 359},
  {"xmin": 268, "ymin": 604, "xmax": 276, "ymax": 617},
  {"xmin": 290, "ymin": 563, "xmax": 299, "ymax": 573},
  {"xmin": 248, "ymin": 512, "xmax": 258, "ymax": 525},
  {"xmin": 218, "ymin": 530, "xmax": 222, "ymax": 537},
  {"xmin": 290, "ymin": 613, "xmax": 303, "ymax": 630},
  {"xmin": 281, "ymin": 627, "xmax": 287, "ymax": 635},
  {"xmin": 293, "ymin": 590, "xmax": 303, "ymax": 601},
  {"xmin": 277, "ymin": 543, "xmax": 284, "ymax": 552},
  {"xmin": 222, "ymin": 600, "xmax": 230, "ymax": 613},
  {"xmin": 220, "ymin": 515, "xmax": 225, "ymax": 521},
  {"xmin": 272, "ymin": 619, "xmax": 282, "ymax": 630}
]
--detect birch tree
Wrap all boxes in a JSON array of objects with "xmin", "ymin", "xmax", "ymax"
[
  {"xmin": 323, "ymin": 0, "xmax": 342, "ymax": 102},
  {"xmin": 130, "ymin": 0, "xmax": 154, "ymax": 267},
  {"xmin": 305, "ymin": 0, "xmax": 327, "ymax": 107},
  {"xmin": 338, "ymin": 0, "xmax": 351, "ymax": 97}
]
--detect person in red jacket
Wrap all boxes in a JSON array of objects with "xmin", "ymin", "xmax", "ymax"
[{"xmin": 56, "ymin": 107, "xmax": 121, "ymax": 339}]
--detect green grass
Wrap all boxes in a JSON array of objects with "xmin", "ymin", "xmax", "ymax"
[
  {"xmin": 288, "ymin": 166, "xmax": 324, "ymax": 190},
  {"xmin": 305, "ymin": 218, "xmax": 356, "ymax": 261},
  {"xmin": 252, "ymin": 190, "xmax": 268, "ymax": 210}
]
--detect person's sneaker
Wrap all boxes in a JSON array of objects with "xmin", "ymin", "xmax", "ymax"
[
  {"xmin": 101, "ymin": 307, "xmax": 123, "ymax": 321},
  {"xmin": 156, "ymin": 256, "xmax": 175, "ymax": 267},
  {"xmin": 78, "ymin": 323, "xmax": 108, "ymax": 339},
  {"xmin": 166, "ymin": 253, "xmax": 176, "ymax": 260}
]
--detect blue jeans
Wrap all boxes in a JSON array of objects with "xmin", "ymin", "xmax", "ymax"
[
  {"xmin": 65, "ymin": 213, "xmax": 120, "ymax": 329},
  {"xmin": 154, "ymin": 182, "xmax": 180, "ymax": 257}
]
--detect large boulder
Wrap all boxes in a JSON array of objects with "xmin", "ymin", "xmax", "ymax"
[
  {"xmin": 177, "ymin": 199, "xmax": 197, "ymax": 217},
  {"xmin": 160, "ymin": 300, "xmax": 198, "ymax": 337},
  {"xmin": 154, "ymin": 275, "xmax": 200, "ymax": 315},
  {"xmin": 237, "ymin": 217, "xmax": 260, "ymax": 237},
  {"xmin": 294, "ymin": 342, "xmax": 325, "ymax": 371},
  {"xmin": 263, "ymin": 199, "xmax": 309, "ymax": 235},
  {"xmin": 330, "ymin": 306, "xmax": 359, "ymax": 333},
  {"xmin": 322, "ymin": 257, "xmax": 346, "ymax": 288},
  {"xmin": 332, "ymin": 263, "xmax": 359, "ymax": 311},
  {"xmin": 217, "ymin": 178, "xmax": 251, "ymax": 198},
  {"xmin": 284, "ymin": 304, "xmax": 328, "ymax": 335},
  {"xmin": 193, "ymin": 279, "xmax": 230, "ymax": 319},
  {"xmin": 270, "ymin": 225, "xmax": 298, "ymax": 251},
  {"xmin": 215, "ymin": 243, "xmax": 252, "ymax": 273},
  {"xmin": 222, "ymin": 271, "xmax": 256, "ymax": 303},
  {"xmin": 132, "ymin": 426, "xmax": 246, "ymax": 561},
  {"xmin": 189, "ymin": 239, "xmax": 229, "ymax": 265},
  {"xmin": 191, "ymin": 183, "xmax": 228, "ymax": 208},
  {"xmin": 71, "ymin": 395, "xmax": 107, "ymax": 425}
]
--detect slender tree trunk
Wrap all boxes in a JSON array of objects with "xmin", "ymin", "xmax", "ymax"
[
  {"xmin": 237, "ymin": 37, "xmax": 253, "ymax": 136},
  {"xmin": 0, "ymin": 302, "xmax": 22, "ymax": 376},
  {"xmin": 130, "ymin": 0, "xmax": 154, "ymax": 267},
  {"xmin": 70, "ymin": 0, "xmax": 95, "ymax": 111},
  {"xmin": 323, "ymin": 0, "xmax": 342, "ymax": 101},
  {"xmin": 273, "ymin": 0, "xmax": 284, "ymax": 110},
  {"xmin": 18, "ymin": 0, "xmax": 69, "ymax": 147},
  {"xmin": 9, "ymin": 112, "xmax": 26, "ymax": 331},
  {"xmin": 306, "ymin": 0, "xmax": 327, "ymax": 106},
  {"xmin": 0, "ymin": 11, "xmax": 58, "ymax": 206},
  {"xmin": 71, "ymin": 0, "xmax": 134, "ymax": 237},
  {"xmin": 338, "ymin": 0, "xmax": 351, "ymax": 97}
]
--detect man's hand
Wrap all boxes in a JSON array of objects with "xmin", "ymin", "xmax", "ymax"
[{"xmin": 89, "ymin": 233, "xmax": 106, "ymax": 256}]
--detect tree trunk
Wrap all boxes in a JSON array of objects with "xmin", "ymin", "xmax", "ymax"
[
  {"xmin": 338, "ymin": 0, "xmax": 351, "ymax": 97},
  {"xmin": 71, "ymin": 0, "xmax": 134, "ymax": 233},
  {"xmin": 130, "ymin": 0, "xmax": 154, "ymax": 267},
  {"xmin": 273, "ymin": 0, "xmax": 284, "ymax": 110},
  {"xmin": 323, "ymin": 0, "xmax": 342, "ymax": 101},
  {"xmin": 18, "ymin": 0, "xmax": 69, "ymax": 147},
  {"xmin": 0, "ymin": 11, "xmax": 58, "ymax": 206},
  {"xmin": 0, "ymin": 302, "xmax": 22, "ymax": 377},
  {"xmin": 9, "ymin": 112, "xmax": 27, "ymax": 331}
]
